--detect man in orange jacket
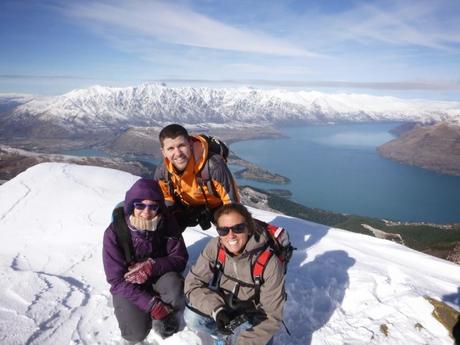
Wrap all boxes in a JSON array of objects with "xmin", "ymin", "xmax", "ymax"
[{"xmin": 154, "ymin": 124, "xmax": 240, "ymax": 231}]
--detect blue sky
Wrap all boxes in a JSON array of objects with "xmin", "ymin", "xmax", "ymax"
[{"xmin": 1, "ymin": 0, "xmax": 460, "ymax": 100}]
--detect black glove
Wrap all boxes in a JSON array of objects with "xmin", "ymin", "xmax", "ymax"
[
  {"xmin": 173, "ymin": 206, "xmax": 200, "ymax": 228},
  {"xmin": 178, "ymin": 206, "xmax": 212, "ymax": 229},
  {"xmin": 197, "ymin": 208, "xmax": 212, "ymax": 230},
  {"xmin": 215, "ymin": 309, "xmax": 233, "ymax": 335}
]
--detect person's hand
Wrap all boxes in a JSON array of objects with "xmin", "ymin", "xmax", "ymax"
[
  {"xmin": 215, "ymin": 309, "xmax": 233, "ymax": 335},
  {"xmin": 124, "ymin": 258, "xmax": 154, "ymax": 284},
  {"xmin": 150, "ymin": 298, "xmax": 173, "ymax": 320}
]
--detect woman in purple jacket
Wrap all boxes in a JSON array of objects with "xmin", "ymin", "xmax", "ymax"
[{"xmin": 103, "ymin": 178, "xmax": 188, "ymax": 342}]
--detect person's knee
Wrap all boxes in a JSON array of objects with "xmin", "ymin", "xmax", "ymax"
[
  {"xmin": 119, "ymin": 323, "xmax": 150, "ymax": 342},
  {"xmin": 157, "ymin": 271, "xmax": 183, "ymax": 287},
  {"xmin": 184, "ymin": 305, "xmax": 220, "ymax": 337},
  {"xmin": 113, "ymin": 295, "xmax": 151, "ymax": 342},
  {"xmin": 155, "ymin": 272, "xmax": 184, "ymax": 308}
]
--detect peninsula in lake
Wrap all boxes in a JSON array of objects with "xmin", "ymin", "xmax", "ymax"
[{"xmin": 378, "ymin": 121, "xmax": 460, "ymax": 176}]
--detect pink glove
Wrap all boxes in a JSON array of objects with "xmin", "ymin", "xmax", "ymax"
[
  {"xmin": 124, "ymin": 258, "xmax": 154, "ymax": 284},
  {"xmin": 150, "ymin": 298, "xmax": 173, "ymax": 320}
]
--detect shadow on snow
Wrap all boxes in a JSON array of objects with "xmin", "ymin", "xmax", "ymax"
[
  {"xmin": 269, "ymin": 215, "xmax": 356, "ymax": 345},
  {"xmin": 182, "ymin": 215, "xmax": 356, "ymax": 345}
]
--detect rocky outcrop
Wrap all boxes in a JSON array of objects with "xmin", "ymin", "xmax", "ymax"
[
  {"xmin": 447, "ymin": 242, "xmax": 460, "ymax": 265},
  {"xmin": 361, "ymin": 224, "xmax": 405, "ymax": 245},
  {"xmin": 378, "ymin": 121, "xmax": 460, "ymax": 176},
  {"xmin": 238, "ymin": 186, "xmax": 277, "ymax": 212},
  {"xmin": 110, "ymin": 127, "xmax": 161, "ymax": 157},
  {"xmin": 230, "ymin": 157, "xmax": 290, "ymax": 184}
]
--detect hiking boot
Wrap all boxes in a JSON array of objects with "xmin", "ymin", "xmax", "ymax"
[
  {"xmin": 213, "ymin": 336, "xmax": 232, "ymax": 345},
  {"xmin": 152, "ymin": 312, "xmax": 179, "ymax": 339}
]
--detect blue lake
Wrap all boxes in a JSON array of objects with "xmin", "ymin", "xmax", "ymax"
[
  {"xmin": 230, "ymin": 123, "xmax": 460, "ymax": 223},
  {"xmin": 62, "ymin": 148, "xmax": 110, "ymax": 157}
]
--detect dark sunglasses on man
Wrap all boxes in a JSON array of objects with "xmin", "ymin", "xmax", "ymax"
[
  {"xmin": 133, "ymin": 202, "xmax": 160, "ymax": 211},
  {"xmin": 216, "ymin": 222, "xmax": 246, "ymax": 236}
]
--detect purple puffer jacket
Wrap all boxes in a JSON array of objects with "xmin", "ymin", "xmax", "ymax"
[{"xmin": 102, "ymin": 178, "xmax": 188, "ymax": 312}]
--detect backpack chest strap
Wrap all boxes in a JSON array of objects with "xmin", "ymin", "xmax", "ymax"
[
  {"xmin": 209, "ymin": 244, "xmax": 226, "ymax": 290},
  {"xmin": 210, "ymin": 243, "xmax": 273, "ymax": 305}
]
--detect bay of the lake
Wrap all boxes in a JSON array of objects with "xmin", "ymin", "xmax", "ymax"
[{"xmin": 230, "ymin": 122, "xmax": 460, "ymax": 223}]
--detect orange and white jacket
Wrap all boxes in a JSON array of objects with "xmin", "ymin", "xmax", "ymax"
[{"xmin": 154, "ymin": 135, "xmax": 239, "ymax": 209}]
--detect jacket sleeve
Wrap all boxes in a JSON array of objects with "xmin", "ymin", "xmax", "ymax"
[
  {"xmin": 238, "ymin": 257, "xmax": 285, "ymax": 345},
  {"xmin": 154, "ymin": 163, "xmax": 175, "ymax": 206},
  {"xmin": 184, "ymin": 238, "xmax": 226, "ymax": 316},
  {"xmin": 209, "ymin": 156, "xmax": 240, "ymax": 204},
  {"xmin": 151, "ymin": 235, "xmax": 188, "ymax": 279},
  {"xmin": 102, "ymin": 224, "xmax": 155, "ymax": 312}
]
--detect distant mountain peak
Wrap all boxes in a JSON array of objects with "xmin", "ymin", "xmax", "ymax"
[{"xmin": 2, "ymin": 84, "xmax": 460, "ymax": 133}]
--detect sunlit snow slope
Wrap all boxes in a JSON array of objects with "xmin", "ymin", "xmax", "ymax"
[{"xmin": 0, "ymin": 163, "xmax": 459, "ymax": 345}]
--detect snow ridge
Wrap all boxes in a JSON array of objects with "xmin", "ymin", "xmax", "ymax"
[
  {"xmin": 0, "ymin": 163, "xmax": 459, "ymax": 345},
  {"xmin": 11, "ymin": 84, "xmax": 460, "ymax": 130}
]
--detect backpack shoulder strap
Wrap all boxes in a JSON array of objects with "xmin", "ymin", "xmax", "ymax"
[
  {"xmin": 209, "ymin": 239, "xmax": 274, "ymax": 305},
  {"xmin": 112, "ymin": 207, "xmax": 135, "ymax": 265},
  {"xmin": 209, "ymin": 242, "xmax": 226, "ymax": 290},
  {"xmin": 166, "ymin": 170, "xmax": 184, "ymax": 204},
  {"xmin": 157, "ymin": 164, "xmax": 178, "ymax": 201},
  {"xmin": 156, "ymin": 162, "xmax": 184, "ymax": 206},
  {"xmin": 196, "ymin": 148, "xmax": 221, "ymax": 200},
  {"xmin": 252, "ymin": 248, "xmax": 274, "ymax": 281},
  {"xmin": 252, "ymin": 248, "xmax": 274, "ymax": 305}
]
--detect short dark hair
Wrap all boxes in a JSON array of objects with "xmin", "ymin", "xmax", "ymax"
[
  {"xmin": 159, "ymin": 124, "xmax": 189, "ymax": 147},
  {"xmin": 214, "ymin": 203, "xmax": 256, "ymax": 235}
]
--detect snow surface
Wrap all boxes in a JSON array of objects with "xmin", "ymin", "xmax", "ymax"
[
  {"xmin": 10, "ymin": 84, "xmax": 460, "ymax": 129},
  {"xmin": 0, "ymin": 163, "xmax": 459, "ymax": 345}
]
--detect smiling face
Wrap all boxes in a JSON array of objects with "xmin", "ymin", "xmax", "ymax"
[
  {"xmin": 161, "ymin": 135, "xmax": 192, "ymax": 172},
  {"xmin": 217, "ymin": 211, "xmax": 249, "ymax": 256},
  {"xmin": 133, "ymin": 199, "xmax": 159, "ymax": 220}
]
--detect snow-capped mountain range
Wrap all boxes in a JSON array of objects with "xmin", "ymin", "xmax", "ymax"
[
  {"xmin": 3, "ymin": 84, "xmax": 460, "ymax": 133},
  {"xmin": 0, "ymin": 162, "xmax": 459, "ymax": 344}
]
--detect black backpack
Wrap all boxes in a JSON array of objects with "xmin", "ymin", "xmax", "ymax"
[
  {"xmin": 195, "ymin": 134, "xmax": 230, "ymax": 197},
  {"xmin": 112, "ymin": 206, "xmax": 136, "ymax": 265},
  {"xmin": 201, "ymin": 134, "xmax": 229, "ymax": 163}
]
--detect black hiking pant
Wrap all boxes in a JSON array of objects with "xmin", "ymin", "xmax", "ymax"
[{"xmin": 113, "ymin": 271, "xmax": 184, "ymax": 342}]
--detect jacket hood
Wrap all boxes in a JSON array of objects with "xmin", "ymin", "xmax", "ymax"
[{"xmin": 124, "ymin": 178, "xmax": 165, "ymax": 215}]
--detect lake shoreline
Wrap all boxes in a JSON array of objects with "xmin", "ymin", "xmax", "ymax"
[{"xmin": 231, "ymin": 122, "xmax": 460, "ymax": 224}]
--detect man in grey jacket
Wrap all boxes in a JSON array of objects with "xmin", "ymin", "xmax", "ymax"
[{"xmin": 184, "ymin": 204, "xmax": 285, "ymax": 345}]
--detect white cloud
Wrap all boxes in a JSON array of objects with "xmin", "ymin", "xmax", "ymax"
[
  {"xmin": 66, "ymin": 0, "xmax": 319, "ymax": 58},
  {"xmin": 335, "ymin": 0, "xmax": 460, "ymax": 50}
]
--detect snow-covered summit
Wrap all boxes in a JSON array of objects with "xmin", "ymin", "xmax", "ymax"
[
  {"xmin": 0, "ymin": 163, "xmax": 459, "ymax": 344},
  {"xmin": 10, "ymin": 84, "xmax": 460, "ymax": 131}
]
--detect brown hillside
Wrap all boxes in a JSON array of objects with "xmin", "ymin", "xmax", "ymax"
[{"xmin": 378, "ymin": 122, "xmax": 460, "ymax": 176}]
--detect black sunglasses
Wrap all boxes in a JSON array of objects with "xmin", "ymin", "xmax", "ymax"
[
  {"xmin": 133, "ymin": 202, "xmax": 160, "ymax": 211},
  {"xmin": 216, "ymin": 222, "xmax": 246, "ymax": 236}
]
